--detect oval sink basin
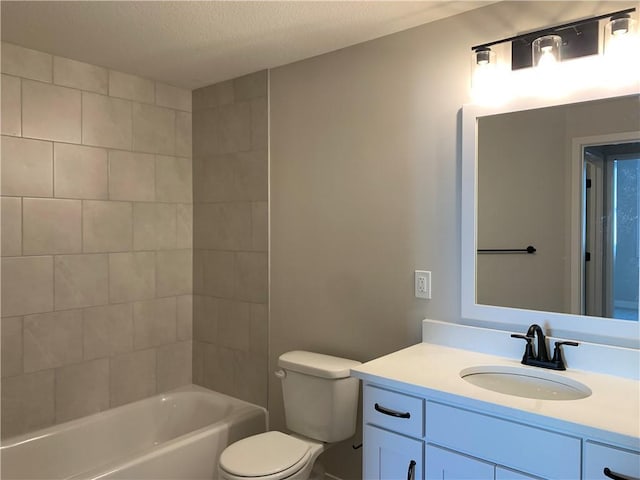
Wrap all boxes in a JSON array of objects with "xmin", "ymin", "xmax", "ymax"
[{"xmin": 460, "ymin": 365, "xmax": 591, "ymax": 401}]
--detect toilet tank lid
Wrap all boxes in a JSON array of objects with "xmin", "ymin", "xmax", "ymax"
[{"xmin": 278, "ymin": 351, "xmax": 361, "ymax": 379}]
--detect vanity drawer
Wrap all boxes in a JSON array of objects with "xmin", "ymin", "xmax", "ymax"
[
  {"xmin": 584, "ymin": 441, "xmax": 640, "ymax": 480},
  {"xmin": 364, "ymin": 384, "xmax": 424, "ymax": 438},
  {"xmin": 426, "ymin": 401, "xmax": 581, "ymax": 479}
]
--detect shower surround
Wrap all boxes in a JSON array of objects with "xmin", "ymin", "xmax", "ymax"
[{"xmin": 0, "ymin": 42, "xmax": 193, "ymax": 438}]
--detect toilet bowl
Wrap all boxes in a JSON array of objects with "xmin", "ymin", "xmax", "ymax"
[
  {"xmin": 218, "ymin": 431, "xmax": 325, "ymax": 480},
  {"xmin": 217, "ymin": 351, "xmax": 361, "ymax": 480}
]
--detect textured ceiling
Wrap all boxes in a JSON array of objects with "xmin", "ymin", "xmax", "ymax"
[{"xmin": 1, "ymin": 1, "xmax": 490, "ymax": 89}]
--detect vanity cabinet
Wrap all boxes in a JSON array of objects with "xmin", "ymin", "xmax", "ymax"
[{"xmin": 362, "ymin": 383, "xmax": 638, "ymax": 480}]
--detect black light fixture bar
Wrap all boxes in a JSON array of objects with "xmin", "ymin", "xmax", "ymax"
[{"xmin": 470, "ymin": 7, "xmax": 636, "ymax": 52}]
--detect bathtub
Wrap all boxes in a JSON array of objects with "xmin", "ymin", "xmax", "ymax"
[{"xmin": 1, "ymin": 384, "xmax": 267, "ymax": 480}]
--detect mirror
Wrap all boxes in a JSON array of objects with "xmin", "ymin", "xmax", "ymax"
[{"xmin": 461, "ymin": 86, "xmax": 640, "ymax": 348}]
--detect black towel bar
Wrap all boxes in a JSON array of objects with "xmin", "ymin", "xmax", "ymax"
[{"xmin": 478, "ymin": 245, "xmax": 537, "ymax": 254}]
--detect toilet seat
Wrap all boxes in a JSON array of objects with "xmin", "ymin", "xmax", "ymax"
[{"xmin": 219, "ymin": 431, "xmax": 312, "ymax": 480}]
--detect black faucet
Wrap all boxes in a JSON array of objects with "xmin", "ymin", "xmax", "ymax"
[{"xmin": 511, "ymin": 324, "xmax": 579, "ymax": 371}]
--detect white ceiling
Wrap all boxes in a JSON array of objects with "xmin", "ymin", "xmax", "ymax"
[{"xmin": 1, "ymin": 1, "xmax": 490, "ymax": 90}]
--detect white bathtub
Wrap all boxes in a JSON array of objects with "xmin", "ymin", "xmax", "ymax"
[{"xmin": 1, "ymin": 385, "xmax": 267, "ymax": 480}]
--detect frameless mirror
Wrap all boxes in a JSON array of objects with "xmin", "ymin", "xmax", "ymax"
[{"xmin": 461, "ymin": 86, "xmax": 640, "ymax": 348}]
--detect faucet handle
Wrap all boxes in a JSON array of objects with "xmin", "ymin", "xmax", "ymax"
[
  {"xmin": 551, "ymin": 341, "xmax": 579, "ymax": 370},
  {"xmin": 511, "ymin": 334, "xmax": 535, "ymax": 363}
]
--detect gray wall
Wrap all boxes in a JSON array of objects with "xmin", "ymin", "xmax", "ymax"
[
  {"xmin": 1, "ymin": 43, "xmax": 193, "ymax": 438},
  {"xmin": 191, "ymin": 72, "xmax": 269, "ymax": 407},
  {"xmin": 268, "ymin": 2, "xmax": 633, "ymax": 478}
]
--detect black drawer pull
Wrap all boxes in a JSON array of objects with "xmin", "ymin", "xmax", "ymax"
[
  {"xmin": 374, "ymin": 403, "xmax": 411, "ymax": 419},
  {"xmin": 407, "ymin": 460, "xmax": 416, "ymax": 480},
  {"xmin": 604, "ymin": 467, "xmax": 638, "ymax": 480}
]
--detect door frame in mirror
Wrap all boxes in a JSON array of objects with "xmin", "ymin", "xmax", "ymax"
[{"xmin": 461, "ymin": 84, "xmax": 640, "ymax": 349}]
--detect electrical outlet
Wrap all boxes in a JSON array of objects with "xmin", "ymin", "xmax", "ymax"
[{"xmin": 415, "ymin": 270, "xmax": 431, "ymax": 299}]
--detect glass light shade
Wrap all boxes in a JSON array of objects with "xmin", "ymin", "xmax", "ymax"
[
  {"xmin": 532, "ymin": 35, "xmax": 562, "ymax": 67},
  {"xmin": 471, "ymin": 48, "xmax": 508, "ymax": 104},
  {"xmin": 604, "ymin": 15, "xmax": 639, "ymax": 59}
]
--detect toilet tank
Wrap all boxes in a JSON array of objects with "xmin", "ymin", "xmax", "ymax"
[{"xmin": 278, "ymin": 351, "xmax": 361, "ymax": 443}]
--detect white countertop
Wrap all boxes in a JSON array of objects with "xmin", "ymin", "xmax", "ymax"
[{"xmin": 351, "ymin": 341, "xmax": 640, "ymax": 450}]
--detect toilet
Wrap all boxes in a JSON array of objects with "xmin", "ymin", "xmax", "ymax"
[{"xmin": 218, "ymin": 351, "xmax": 362, "ymax": 480}]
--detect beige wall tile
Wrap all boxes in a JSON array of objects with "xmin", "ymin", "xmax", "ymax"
[
  {"xmin": 218, "ymin": 299, "xmax": 250, "ymax": 351},
  {"xmin": 54, "ymin": 143, "xmax": 108, "ymax": 199},
  {"xmin": 193, "ymin": 295, "xmax": 218, "ymax": 344},
  {"xmin": 1, "ymin": 43, "xmax": 52, "ymax": 82},
  {"xmin": 236, "ymin": 150, "xmax": 268, "ymax": 201},
  {"xmin": 192, "ymin": 81, "xmax": 234, "ymax": 110},
  {"xmin": 192, "ymin": 248, "xmax": 205, "ymax": 294},
  {"xmin": 2, "ymin": 74, "xmax": 21, "ymax": 136},
  {"xmin": 199, "ymin": 155, "xmax": 234, "ymax": 202},
  {"xmin": 23, "ymin": 309, "xmax": 83, "ymax": 372},
  {"xmin": 203, "ymin": 250, "xmax": 235, "ymax": 298},
  {"xmin": 176, "ymin": 204, "xmax": 193, "ymax": 249},
  {"xmin": 156, "ymin": 341, "xmax": 192, "ymax": 392},
  {"xmin": 235, "ymin": 252, "xmax": 268, "ymax": 303},
  {"xmin": 132, "ymin": 103, "xmax": 175, "ymax": 154},
  {"xmin": 22, "ymin": 80, "xmax": 81, "ymax": 143},
  {"xmin": 192, "ymin": 103, "xmax": 251, "ymax": 156},
  {"xmin": 156, "ymin": 249, "xmax": 192, "ymax": 297},
  {"xmin": 1, "ymin": 197, "xmax": 22, "ymax": 256},
  {"xmin": 1, "ymin": 256, "xmax": 53, "ymax": 316},
  {"xmin": 109, "ymin": 252, "xmax": 155, "ymax": 303},
  {"xmin": 156, "ymin": 155, "xmax": 191, "ymax": 203},
  {"xmin": 53, "ymin": 57, "xmax": 108, "ymax": 94},
  {"xmin": 1, "ymin": 136, "xmax": 53, "ymax": 197},
  {"xmin": 175, "ymin": 111, "xmax": 192, "ymax": 158},
  {"xmin": 82, "ymin": 200, "xmax": 132, "ymax": 253},
  {"xmin": 83, "ymin": 303, "xmax": 133, "ymax": 360},
  {"xmin": 196, "ymin": 202, "xmax": 252, "ymax": 250},
  {"xmin": 110, "ymin": 349, "xmax": 156, "ymax": 407},
  {"xmin": 250, "ymin": 303, "xmax": 268, "ymax": 357},
  {"xmin": 133, "ymin": 203, "xmax": 176, "ymax": 251},
  {"xmin": 108, "ymin": 151, "xmax": 155, "ymax": 201},
  {"xmin": 251, "ymin": 98, "xmax": 268, "ymax": 150},
  {"xmin": 133, "ymin": 297, "xmax": 176, "ymax": 349},
  {"xmin": 82, "ymin": 92, "xmax": 132, "ymax": 149},
  {"xmin": 23, "ymin": 198, "xmax": 82, "ymax": 255},
  {"xmin": 109, "ymin": 71, "xmax": 154, "ymax": 104},
  {"xmin": 55, "ymin": 359, "xmax": 109, "ymax": 423},
  {"xmin": 156, "ymin": 83, "xmax": 191, "ymax": 112},
  {"xmin": 251, "ymin": 201, "xmax": 268, "ymax": 252},
  {"xmin": 192, "ymin": 340, "xmax": 205, "ymax": 385},
  {"xmin": 132, "ymin": 203, "xmax": 156, "ymax": 251},
  {"xmin": 1, "ymin": 316, "xmax": 23, "ymax": 377},
  {"xmin": 176, "ymin": 294, "xmax": 193, "ymax": 341},
  {"xmin": 1, "ymin": 370, "xmax": 54, "ymax": 439},
  {"xmin": 54, "ymin": 254, "xmax": 108, "ymax": 310},
  {"xmin": 234, "ymin": 70, "xmax": 267, "ymax": 101}
]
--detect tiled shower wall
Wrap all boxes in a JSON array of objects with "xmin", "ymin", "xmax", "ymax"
[
  {"xmin": 192, "ymin": 71, "xmax": 269, "ymax": 407},
  {"xmin": 0, "ymin": 43, "xmax": 193, "ymax": 438}
]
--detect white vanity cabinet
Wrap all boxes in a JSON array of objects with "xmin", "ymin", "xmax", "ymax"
[{"xmin": 362, "ymin": 383, "xmax": 638, "ymax": 480}]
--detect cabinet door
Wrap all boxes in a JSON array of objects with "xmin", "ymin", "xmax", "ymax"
[
  {"xmin": 364, "ymin": 424, "xmax": 423, "ymax": 480},
  {"xmin": 584, "ymin": 441, "xmax": 640, "ymax": 480},
  {"xmin": 426, "ymin": 444, "xmax": 494, "ymax": 480}
]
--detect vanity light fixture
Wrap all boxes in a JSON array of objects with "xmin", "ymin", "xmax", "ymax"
[{"xmin": 470, "ymin": 7, "xmax": 637, "ymax": 71}]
